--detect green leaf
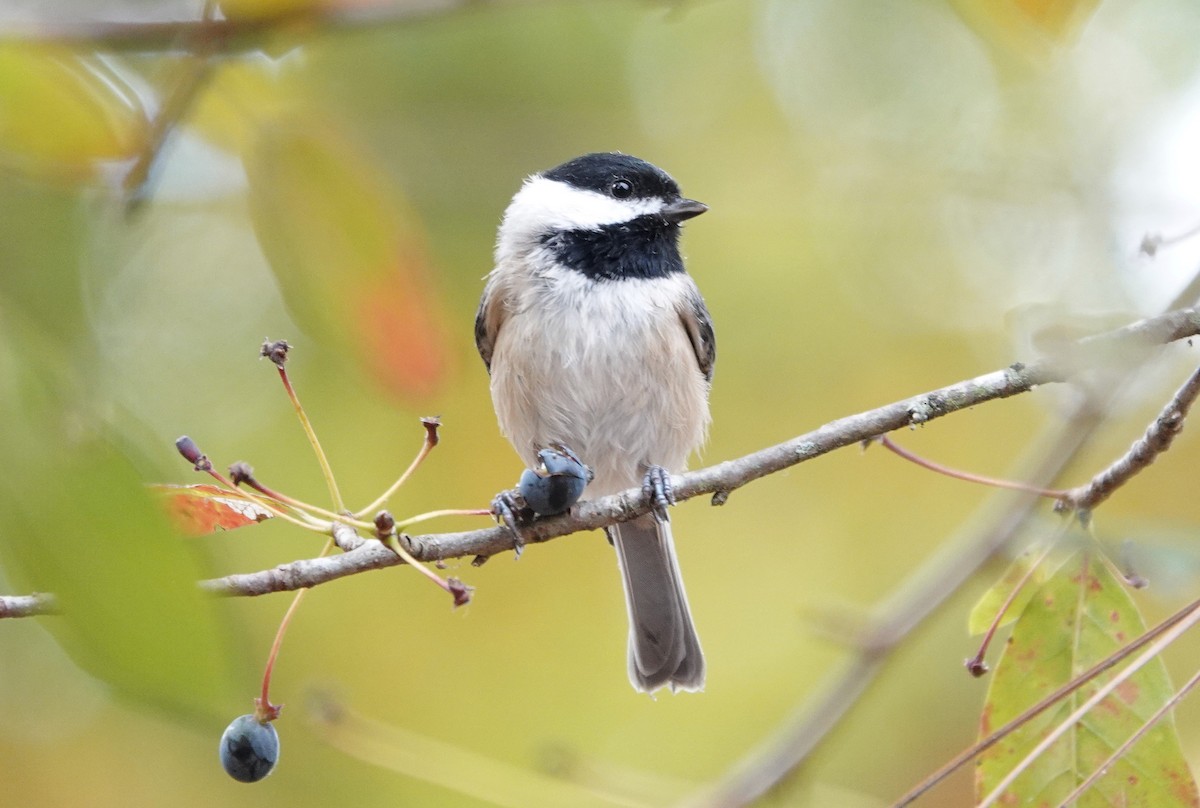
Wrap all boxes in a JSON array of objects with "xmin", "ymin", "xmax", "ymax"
[
  {"xmin": 0, "ymin": 326, "xmax": 234, "ymax": 720},
  {"xmin": 0, "ymin": 440, "xmax": 237, "ymax": 720},
  {"xmin": 968, "ymin": 545, "xmax": 1061, "ymax": 636},
  {"xmin": 977, "ymin": 553, "xmax": 1199, "ymax": 806}
]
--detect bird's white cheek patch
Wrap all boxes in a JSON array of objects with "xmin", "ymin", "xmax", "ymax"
[{"xmin": 503, "ymin": 177, "xmax": 666, "ymax": 234}]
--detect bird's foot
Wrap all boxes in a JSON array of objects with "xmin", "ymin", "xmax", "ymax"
[
  {"xmin": 490, "ymin": 489, "xmax": 532, "ymax": 559},
  {"xmin": 642, "ymin": 465, "xmax": 676, "ymax": 522}
]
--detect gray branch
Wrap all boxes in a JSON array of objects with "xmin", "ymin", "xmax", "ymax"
[
  {"xmin": 4, "ymin": 307, "xmax": 1196, "ymax": 612},
  {"xmin": 0, "ymin": 3, "xmax": 473, "ymax": 51},
  {"xmin": 1063, "ymin": 361, "xmax": 1200, "ymax": 515},
  {"xmin": 196, "ymin": 307, "xmax": 1200, "ymax": 598},
  {"xmin": 0, "ymin": 593, "xmax": 57, "ymax": 618}
]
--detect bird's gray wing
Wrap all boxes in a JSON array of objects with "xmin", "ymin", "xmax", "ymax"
[
  {"xmin": 474, "ymin": 276, "xmax": 506, "ymax": 373},
  {"xmin": 679, "ymin": 288, "xmax": 715, "ymax": 383}
]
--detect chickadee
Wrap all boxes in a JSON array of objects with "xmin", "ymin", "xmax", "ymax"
[{"xmin": 475, "ymin": 153, "xmax": 714, "ymax": 693}]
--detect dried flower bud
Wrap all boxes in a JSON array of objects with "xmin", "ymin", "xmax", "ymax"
[
  {"xmin": 374, "ymin": 511, "xmax": 396, "ymax": 539},
  {"xmin": 176, "ymin": 436, "xmax": 212, "ymax": 472},
  {"xmin": 228, "ymin": 462, "xmax": 254, "ymax": 486},
  {"xmin": 260, "ymin": 339, "xmax": 291, "ymax": 368}
]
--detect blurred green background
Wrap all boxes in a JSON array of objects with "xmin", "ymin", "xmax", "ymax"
[{"xmin": 5, "ymin": 0, "xmax": 1200, "ymax": 805}]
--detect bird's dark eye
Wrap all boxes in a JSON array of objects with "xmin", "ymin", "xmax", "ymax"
[{"xmin": 610, "ymin": 179, "xmax": 634, "ymax": 199}]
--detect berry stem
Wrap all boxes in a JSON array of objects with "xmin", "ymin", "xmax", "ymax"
[
  {"xmin": 177, "ymin": 438, "xmax": 332, "ymax": 531},
  {"xmin": 965, "ymin": 536, "xmax": 1059, "ymax": 677},
  {"xmin": 353, "ymin": 418, "xmax": 441, "ymax": 520},
  {"xmin": 237, "ymin": 471, "xmax": 374, "ymax": 530},
  {"xmin": 212, "ymin": 484, "xmax": 332, "ymax": 532},
  {"xmin": 257, "ymin": 538, "xmax": 332, "ymax": 721},
  {"xmin": 370, "ymin": 511, "xmax": 469, "ymax": 605},
  {"xmin": 240, "ymin": 477, "xmax": 336, "ymax": 518},
  {"xmin": 276, "ymin": 365, "xmax": 345, "ymax": 513},
  {"xmin": 392, "ymin": 508, "xmax": 492, "ymax": 531}
]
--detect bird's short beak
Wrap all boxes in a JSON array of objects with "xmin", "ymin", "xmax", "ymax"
[{"xmin": 661, "ymin": 198, "xmax": 708, "ymax": 222}]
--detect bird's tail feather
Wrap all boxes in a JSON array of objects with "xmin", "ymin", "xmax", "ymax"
[{"xmin": 611, "ymin": 512, "xmax": 704, "ymax": 693}]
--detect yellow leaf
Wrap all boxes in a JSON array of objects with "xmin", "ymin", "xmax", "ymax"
[
  {"xmin": 0, "ymin": 44, "xmax": 148, "ymax": 180},
  {"xmin": 189, "ymin": 55, "xmax": 314, "ymax": 154}
]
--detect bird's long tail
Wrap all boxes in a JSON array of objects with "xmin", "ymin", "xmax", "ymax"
[{"xmin": 611, "ymin": 512, "xmax": 705, "ymax": 693}]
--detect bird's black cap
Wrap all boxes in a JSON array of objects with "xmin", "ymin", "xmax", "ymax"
[{"xmin": 542, "ymin": 153, "xmax": 682, "ymax": 201}]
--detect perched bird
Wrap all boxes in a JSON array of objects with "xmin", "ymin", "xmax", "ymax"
[{"xmin": 475, "ymin": 152, "xmax": 715, "ymax": 693}]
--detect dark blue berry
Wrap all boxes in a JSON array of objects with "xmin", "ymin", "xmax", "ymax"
[
  {"xmin": 219, "ymin": 714, "xmax": 279, "ymax": 783},
  {"xmin": 517, "ymin": 445, "xmax": 590, "ymax": 516}
]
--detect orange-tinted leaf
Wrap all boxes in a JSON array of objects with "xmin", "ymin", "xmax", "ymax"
[
  {"xmin": 354, "ymin": 268, "xmax": 449, "ymax": 401},
  {"xmin": 0, "ymin": 44, "xmax": 148, "ymax": 179},
  {"xmin": 1012, "ymin": 0, "xmax": 1101, "ymax": 38},
  {"xmin": 245, "ymin": 120, "xmax": 451, "ymax": 401},
  {"xmin": 154, "ymin": 483, "xmax": 274, "ymax": 535},
  {"xmin": 950, "ymin": 0, "xmax": 1102, "ymax": 56}
]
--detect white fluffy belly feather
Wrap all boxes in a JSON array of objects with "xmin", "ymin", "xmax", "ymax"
[{"xmin": 489, "ymin": 273, "xmax": 709, "ymax": 497}]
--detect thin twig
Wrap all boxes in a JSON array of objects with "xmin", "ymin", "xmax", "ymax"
[
  {"xmin": 1061, "ymin": 362, "xmax": 1200, "ymax": 515},
  {"xmin": 122, "ymin": 0, "xmax": 223, "ymax": 211},
  {"xmin": 0, "ymin": 1, "xmax": 477, "ymax": 51},
  {"xmin": 692, "ymin": 280, "xmax": 1198, "ymax": 805},
  {"xmin": 965, "ymin": 534, "xmax": 1062, "ymax": 677},
  {"xmin": 1053, "ymin": 663, "xmax": 1200, "ymax": 808},
  {"xmin": 0, "ymin": 593, "xmax": 57, "ymax": 618},
  {"xmin": 200, "ymin": 537, "xmax": 401, "ymax": 596},
  {"xmin": 876, "ymin": 435, "xmax": 1069, "ymax": 499}
]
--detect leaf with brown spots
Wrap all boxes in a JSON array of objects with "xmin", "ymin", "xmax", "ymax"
[{"xmin": 977, "ymin": 552, "xmax": 1199, "ymax": 806}]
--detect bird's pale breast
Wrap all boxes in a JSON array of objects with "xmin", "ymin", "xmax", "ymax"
[{"xmin": 489, "ymin": 271, "xmax": 710, "ymax": 497}]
